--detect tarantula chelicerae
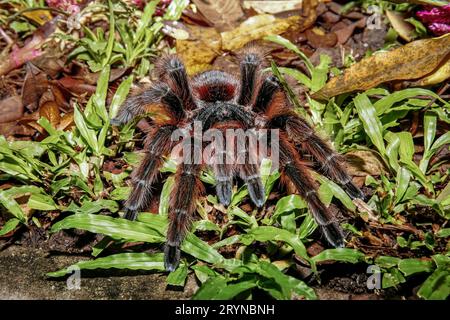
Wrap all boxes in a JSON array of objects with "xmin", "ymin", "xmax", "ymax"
[{"xmin": 112, "ymin": 48, "xmax": 365, "ymax": 271}]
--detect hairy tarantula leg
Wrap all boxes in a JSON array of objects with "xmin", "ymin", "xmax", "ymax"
[
  {"xmin": 157, "ymin": 55, "xmax": 196, "ymax": 110},
  {"xmin": 236, "ymin": 162, "xmax": 265, "ymax": 208},
  {"xmin": 238, "ymin": 49, "xmax": 264, "ymax": 106},
  {"xmin": 279, "ymin": 137, "xmax": 345, "ymax": 248},
  {"xmin": 111, "ymin": 83, "xmax": 185, "ymax": 126},
  {"xmin": 267, "ymin": 113, "xmax": 365, "ymax": 201},
  {"xmin": 213, "ymin": 153, "xmax": 233, "ymax": 206},
  {"xmin": 252, "ymin": 75, "xmax": 280, "ymax": 113},
  {"xmin": 123, "ymin": 125, "xmax": 176, "ymax": 220},
  {"xmin": 165, "ymin": 162, "xmax": 204, "ymax": 271}
]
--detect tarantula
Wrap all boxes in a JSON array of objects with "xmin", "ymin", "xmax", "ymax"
[{"xmin": 112, "ymin": 47, "xmax": 365, "ymax": 271}]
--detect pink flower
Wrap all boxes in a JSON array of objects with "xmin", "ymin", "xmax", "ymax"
[
  {"xmin": 46, "ymin": 0, "xmax": 80, "ymax": 14},
  {"xmin": 416, "ymin": 4, "xmax": 450, "ymax": 35}
]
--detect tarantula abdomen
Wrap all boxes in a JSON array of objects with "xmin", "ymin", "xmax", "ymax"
[{"xmin": 112, "ymin": 50, "xmax": 365, "ymax": 271}]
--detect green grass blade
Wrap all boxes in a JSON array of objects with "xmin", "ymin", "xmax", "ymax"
[{"xmin": 47, "ymin": 253, "xmax": 165, "ymax": 277}]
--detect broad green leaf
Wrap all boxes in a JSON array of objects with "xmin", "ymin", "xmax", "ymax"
[
  {"xmin": 395, "ymin": 167, "xmax": 411, "ymax": 204},
  {"xmin": 51, "ymin": 214, "xmax": 165, "ymax": 243},
  {"xmin": 74, "ymin": 105, "xmax": 99, "ymax": 153},
  {"xmin": 242, "ymin": 226, "xmax": 310, "ymax": 264},
  {"xmin": 312, "ymin": 248, "xmax": 365, "ymax": 264},
  {"xmin": 382, "ymin": 268, "xmax": 406, "ymax": 289},
  {"xmin": 109, "ymin": 75, "xmax": 134, "ymax": 120},
  {"xmin": 166, "ymin": 262, "xmax": 188, "ymax": 287},
  {"xmin": 417, "ymin": 269, "xmax": 450, "ymax": 300},
  {"xmin": 398, "ymin": 259, "xmax": 434, "ymax": 276},
  {"xmin": 0, "ymin": 218, "xmax": 21, "ymax": 236},
  {"xmin": 182, "ymin": 233, "xmax": 224, "ymax": 265},
  {"xmin": 47, "ymin": 253, "xmax": 165, "ymax": 277},
  {"xmin": 420, "ymin": 112, "xmax": 437, "ymax": 173},
  {"xmin": 267, "ymin": 195, "xmax": 307, "ymax": 225},
  {"xmin": 354, "ymin": 93, "xmax": 386, "ymax": 156},
  {"xmin": 212, "ymin": 279, "xmax": 258, "ymax": 300},
  {"xmin": 192, "ymin": 277, "xmax": 227, "ymax": 300},
  {"xmin": 375, "ymin": 256, "xmax": 401, "ymax": 268},
  {"xmin": 27, "ymin": 193, "xmax": 58, "ymax": 211},
  {"xmin": 265, "ymin": 35, "xmax": 313, "ymax": 72},
  {"xmin": 159, "ymin": 176, "xmax": 175, "ymax": 216}
]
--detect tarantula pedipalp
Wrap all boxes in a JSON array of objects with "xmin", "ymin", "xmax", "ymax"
[{"xmin": 112, "ymin": 48, "xmax": 365, "ymax": 271}]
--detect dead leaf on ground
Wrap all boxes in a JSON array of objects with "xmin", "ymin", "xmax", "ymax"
[
  {"xmin": 313, "ymin": 33, "xmax": 450, "ymax": 100},
  {"xmin": 410, "ymin": 57, "xmax": 450, "ymax": 87},
  {"xmin": 243, "ymin": 1, "xmax": 303, "ymax": 14},
  {"xmin": 386, "ymin": 10, "xmax": 415, "ymax": 42},
  {"xmin": 345, "ymin": 150, "xmax": 388, "ymax": 177},
  {"xmin": 0, "ymin": 96, "xmax": 24, "ymax": 123},
  {"xmin": 176, "ymin": 25, "xmax": 222, "ymax": 75},
  {"xmin": 40, "ymin": 101, "xmax": 61, "ymax": 127},
  {"xmin": 221, "ymin": 14, "xmax": 301, "ymax": 51},
  {"xmin": 22, "ymin": 63, "xmax": 49, "ymax": 112},
  {"xmin": 192, "ymin": 0, "xmax": 244, "ymax": 32}
]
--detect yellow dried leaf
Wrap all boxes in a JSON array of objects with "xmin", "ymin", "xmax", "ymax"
[
  {"xmin": 221, "ymin": 14, "xmax": 300, "ymax": 51},
  {"xmin": 39, "ymin": 101, "xmax": 60, "ymax": 127},
  {"xmin": 23, "ymin": 10, "xmax": 52, "ymax": 25},
  {"xmin": 313, "ymin": 33, "xmax": 450, "ymax": 100},
  {"xmin": 411, "ymin": 56, "xmax": 450, "ymax": 86},
  {"xmin": 386, "ymin": 10, "xmax": 415, "ymax": 42},
  {"xmin": 242, "ymin": 1, "xmax": 303, "ymax": 14},
  {"xmin": 176, "ymin": 25, "xmax": 222, "ymax": 75}
]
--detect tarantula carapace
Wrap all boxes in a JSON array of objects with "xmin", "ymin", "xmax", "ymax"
[{"xmin": 112, "ymin": 48, "xmax": 365, "ymax": 271}]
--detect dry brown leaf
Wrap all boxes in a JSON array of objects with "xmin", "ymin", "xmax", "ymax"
[
  {"xmin": 57, "ymin": 112, "xmax": 74, "ymax": 131},
  {"xmin": 410, "ymin": 56, "xmax": 450, "ymax": 86},
  {"xmin": 221, "ymin": 14, "xmax": 300, "ymax": 51},
  {"xmin": 345, "ymin": 150, "xmax": 388, "ymax": 177},
  {"xmin": 386, "ymin": 10, "xmax": 415, "ymax": 42},
  {"xmin": 176, "ymin": 25, "xmax": 222, "ymax": 75},
  {"xmin": 22, "ymin": 10, "xmax": 52, "ymax": 25},
  {"xmin": 192, "ymin": 0, "xmax": 244, "ymax": 31},
  {"xmin": 243, "ymin": 1, "xmax": 303, "ymax": 14},
  {"xmin": 0, "ymin": 96, "xmax": 24, "ymax": 123},
  {"xmin": 313, "ymin": 33, "xmax": 450, "ymax": 100},
  {"xmin": 22, "ymin": 64, "xmax": 49, "ymax": 111},
  {"xmin": 39, "ymin": 101, "xmax": 61, "ymax": 127}
]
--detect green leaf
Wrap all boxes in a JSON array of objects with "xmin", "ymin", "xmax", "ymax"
[
  {"xmin": 312, "ymin": 248, "xmax": 365, "ymax": 264},
  {"xmin": 395, "ymin": 167, "xmax": 411, "ymax": 204},
  {"xmin": 47, "ymin": 253, "xmax": 165, "ymax": 277},
  {"xmin": 159, "ymin": 176, "xmax": 174, "ymax": 217},
  {"xmin": 316, "ymin": 175, "xmax": 356, "ymax": 211},
  {"xmin": 382, "ymin": 268, "xmax": 406, "ymax": 289},
  {"xmin": 163, "ymin": 0, "xmax": 190, "ymax": 20},
  {"xmin": 0, "ymin": 218, "xmax": 21, "ymax": 236},
  {"xmin": 212, "ymin": 279, "xmax": 257, "ymax": 300},
  {"xmin": 109, "ymin": 75, "xmax": 134, "ymax": 120},
  {"xmin": 375, "ymin": 256, "xmax": 401, "ymax": 268},
  {"xmin": 398, "ymin": 259, "xmax": 434, "ymax": 276},
  {"xmin": 420, "ymin": 112, "xmax": 437, "ymax": 173},
  {"xmin": 264, "ymin": 35, "xmax": 313, "ymax": 73},
  {"xmin": 243, "ymin": 226, "xmax": 310, "ymax": 264},
  {"xmin": 27, "ymin": 193, "xmax": 58, "ymax": 211},
  {"xmin": 267, "ymin": 195, "xmax": 307, "ymax": 225},
  {"xmin": 311, "ymin": 54, "xmax": 331, "ymax": 92},
  {"xmin": 74, "ymin": 104, "xmax": 99, "ymax": 153},
  {"xmin": 64, "ymin": 199, "xmax": 119, "ymax": 214},
  {"xmin": 417, "ymin": 269, "xmax": 450, "ymax": 300},
  {"xmin": 182, "ymin": 233, "xmax": 224, "ymax": 265},
  {"xmin": 192, "ymin": 277, "xmax": 227, "ymax": 300},
  {"xmin": 51, "ymin": 214, "xmax": 165, "ymax": 243},
  {"xmin": 354, "ymin": 93, "xmax": 386, "ymax": 156},
  {"xmin": 166, "ymin": 262, "xmax": 188, "ymax": 287}
]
